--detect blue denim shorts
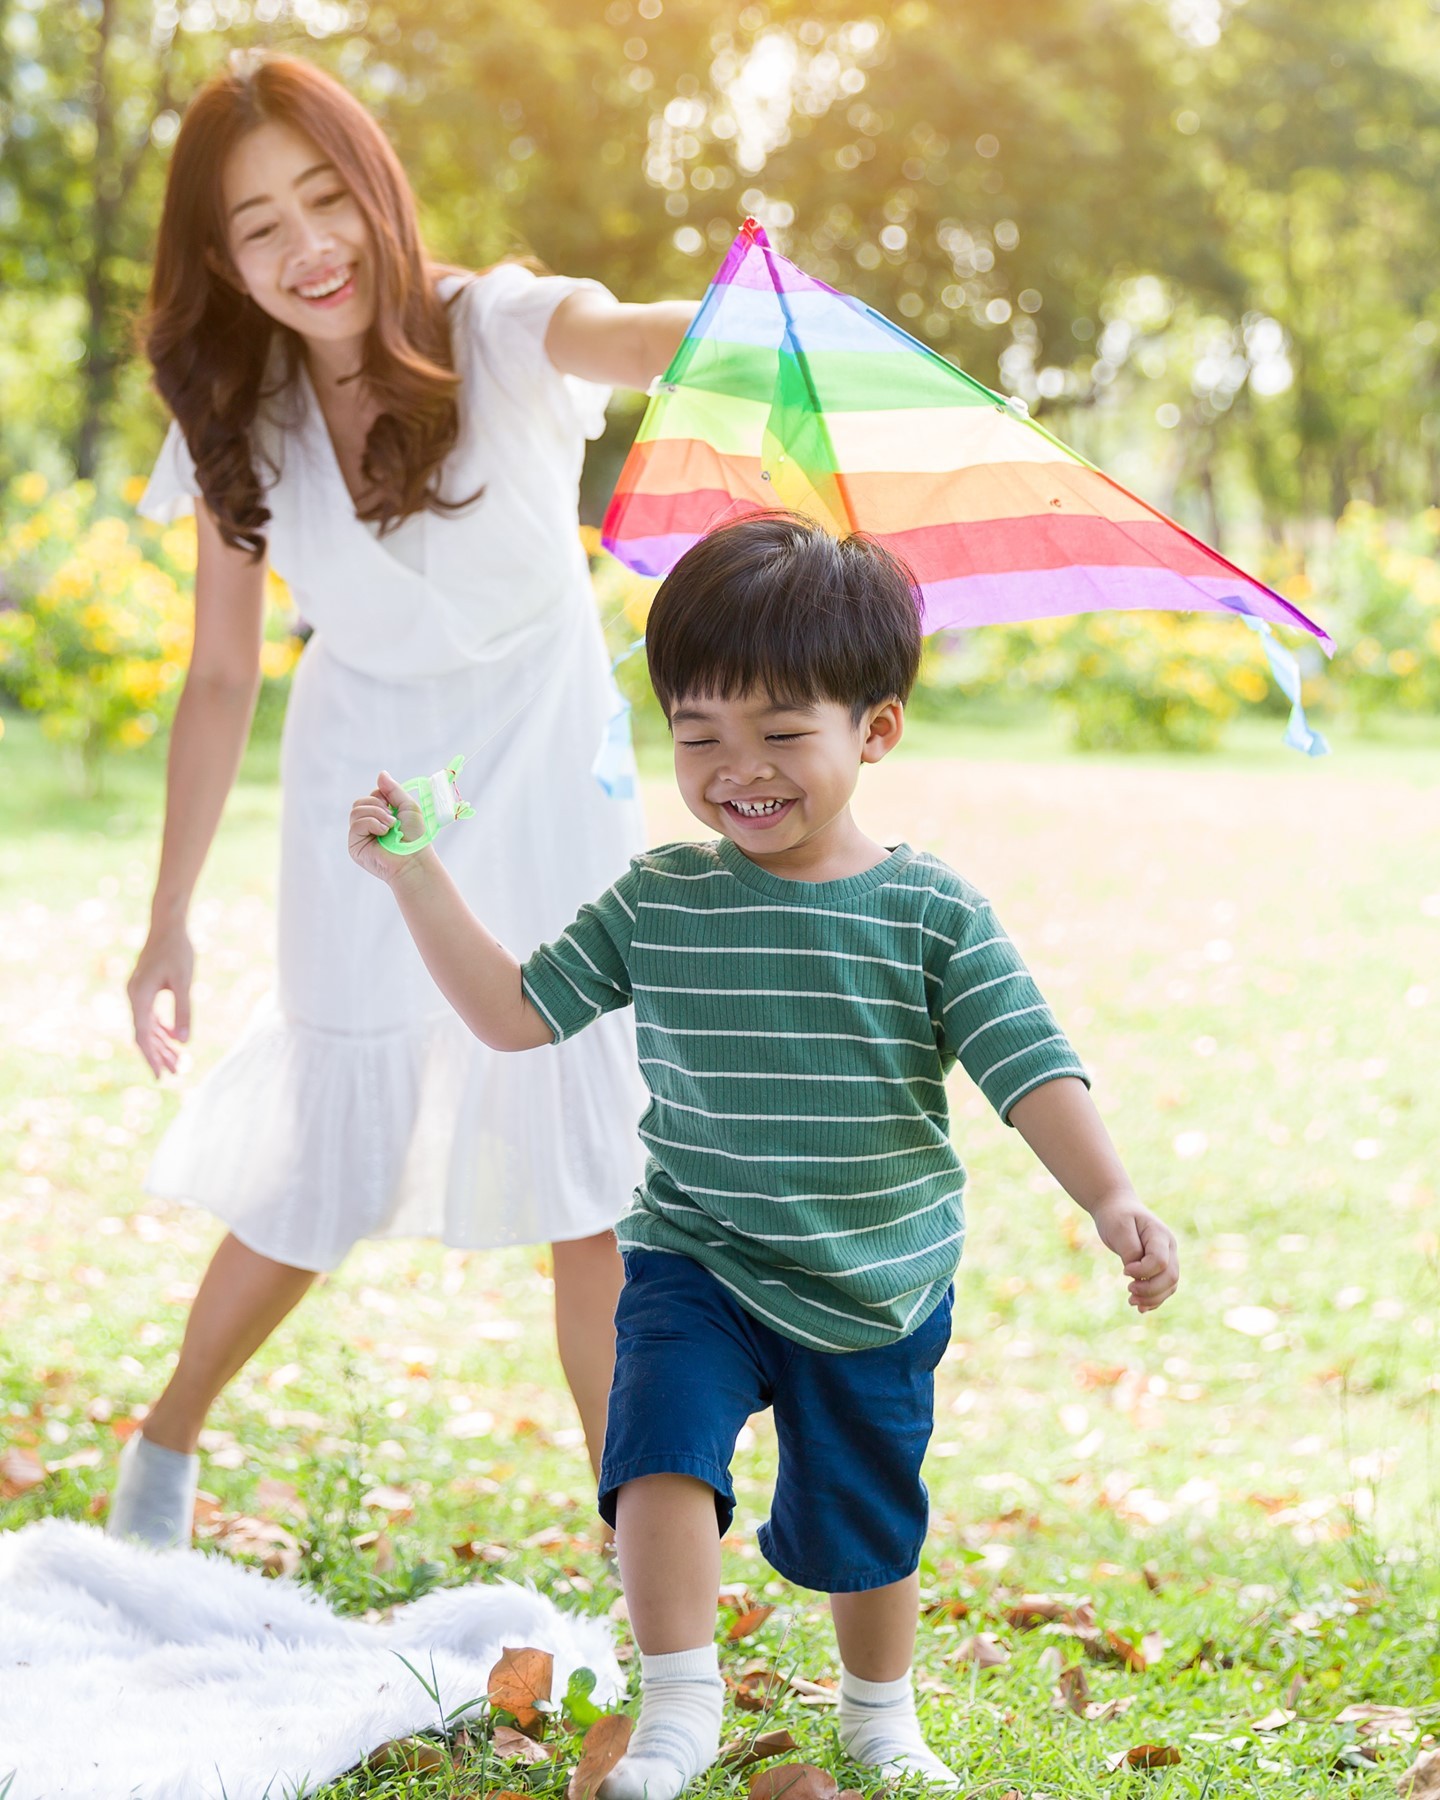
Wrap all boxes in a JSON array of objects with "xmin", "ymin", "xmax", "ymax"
[{"xmin": 598, "ymin": 1250, "xmax": 953, "ymax": 1594}]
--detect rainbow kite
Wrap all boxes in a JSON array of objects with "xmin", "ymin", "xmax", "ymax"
[{"xmin": 602, "ymin": 219, "xmax": 1330, "ymax": 751}]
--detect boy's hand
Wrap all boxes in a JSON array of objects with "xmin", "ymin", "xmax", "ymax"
[
  {"xmin": 348, "ymin": 771, "xmax": 430, "ymax": 884},
  {"xmin": 1089, "ymin": 1193, "xmax": 1179, "ymax": 1312}
]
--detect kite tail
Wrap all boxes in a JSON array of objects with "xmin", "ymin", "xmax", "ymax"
[
  {"xmin": 1239, "ymin": 615, "xmax": 1329, "ymax": 757},
  {"xmin": 592, "ymin": 638, "xmax": 648, "ymax": 800}
]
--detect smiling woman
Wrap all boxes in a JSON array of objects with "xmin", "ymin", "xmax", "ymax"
[{"xmin": 102, "ymin": 51, "xmax": 698, "ymax": 1552}]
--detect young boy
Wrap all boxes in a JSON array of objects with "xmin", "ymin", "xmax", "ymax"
[{"xmin": 349, "ymin": 512, "xmax": 1180, "ymax": 1795}]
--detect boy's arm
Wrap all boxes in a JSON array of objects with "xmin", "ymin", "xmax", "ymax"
[
  {"xmin": 1008, "ymin": 1076, "xmax": 1179, "ymax": 1313},
  {"xmin": 349, "ymin": 775, "xmax": 551, "ymax": 1051}
]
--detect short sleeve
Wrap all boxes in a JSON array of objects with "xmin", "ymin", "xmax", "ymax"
[
  {"xmin": 521, "ymin": 863, "xmax": 641, "ymax": 1042},
  {"xmin": 456, "ymin": 263, "xmax": 615, "ymax": 440},
  {"xmin": 137, "ymin": 421, "xmax": 200, "ymax": 524},
  {"xmin": 936, "ymin": 896, "xmax": 1089, "ymax": 1124}
]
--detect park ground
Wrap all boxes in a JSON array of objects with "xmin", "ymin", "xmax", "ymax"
[{"xmin": 1, "ymin": 707, "xmax": 1438, "ymax": 1798}]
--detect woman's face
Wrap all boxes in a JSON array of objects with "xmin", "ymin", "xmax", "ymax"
[{"xmin": 221, "ymin": 119, "xmax": 375, "ymax": 348}]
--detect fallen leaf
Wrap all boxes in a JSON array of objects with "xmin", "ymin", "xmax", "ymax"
[
  {"xmin": 1398, "ymin": 1748, "xmax": 1440, "ymax": 1798},
  {"xmin": 1005, "ymin": 1593, "xmax": 1093, "ymax": 1629},
  {"xmin": 923, "ymin": 1597, "xmax": 971, "ymax": 1620},
  {"xmin": 1141, "ymin": 1631, "xmax": 1165, "ymax": 1670},
  {"xmin": 568, "ymin": 1714, "xmax": 634, "ymax": 1800},
  {"xmin": 0, "ymin": 1447, "xmax": 47, "ymax": 1498},
  {"xmin": 719, "ymin": 1729, "xmax": 800, "ymax": 1771},
  {"xmin": 1336, "ymin": 1703, "xmax": 1419, "ymax": 1742},
  {"xmin": 1055, "ymin": 1662, "xmax": 1090, "ymax": 1717},
  {"xmin": 728, "ymin": 1604, "xmax": 776, "ymax": 1641},
  {"xmin": 1334, "ymin": 1745, "xmax": 1382, "ymax": 1773},
  {"xmin": 1252, "ymin": 1709, "xmax": 1296, "ymax": 1733},
  {"xmin": 1099, "ymin": 1628, "xmax": 1149, "ymax": 1674},
  {"xmin": 254, "ymin": 1476, "xmax": 304, "ymax": 1516},
  {"xmin": 1084, "ymin": 1695, "xmax": 1138, "ymax": 1723},
  {"xmin": 950, "ymin": 1633, "xmax": 1010, "ymax": 1670},
  {"xmin": 212, "ymin": 1514, "xmax": 302, "ymax": 1577},
  {"xmin": 1141, "ymin": 1563, "xmax": 1164, "ymax": 1592},
  {"xmin": 366, "ymin": 1737, "xmax": 447, "ymax": 1773},
  {"xmin": 787, "ymin": 1676, "xmax": 837, "ymax": 1704},
  {"xmin": 361, "ymin": 1483, "xmax": 413, "ymax": 1516},
  {"xmin": 747, "ymin": 1764, "xmax": 839, "ymax": 1800},
  {"xmin": 493, "ymin": 1725, "xmax": 554, "ymax": 1764},
  {"xmin": 1105, "ymin": 1743, "xmax": 1182, "ymax": 1772},
  {"xmin": 489, "ymin": 1646, "xmax": 555, "ymax": 1730},
  {"xmin": 733, "ymin": 1667, "xmax": 790, "ymax": 1713},
  {"xmin": 453, "ymin": 1539, "xmax": 510, "ymax": 1563}
]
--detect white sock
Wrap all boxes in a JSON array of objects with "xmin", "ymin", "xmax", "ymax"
[
  {"xmin": 599, "ymin": 1645, "xmax": 724, "ymax": 1800},
  {"xmin": 105, "ymin": 1431, "xmax": 198, "ymax": 1549},
  {"xmin": 838, "ymin": 1667, "xmax": 959, "ymax": 1787}
]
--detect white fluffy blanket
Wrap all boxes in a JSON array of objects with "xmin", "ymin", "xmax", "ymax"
[{"xmin": 0, "ymin": 1520, "xmax": 622, "ymax": 1800}]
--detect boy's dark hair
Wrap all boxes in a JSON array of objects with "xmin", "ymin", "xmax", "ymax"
[{"xmin": 645, "ymin": 511, "xmax": 923, "ymax": 722}]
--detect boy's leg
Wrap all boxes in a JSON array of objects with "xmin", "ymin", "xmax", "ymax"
[
  {"xmin": 596, "ymin": 1253, "xmax": 774, "ymax": 1800},
  {"xmin": 831, "ymin": 1577, "xmax": 958, "ymax": 1786},
  {"xmin": 601, "ymin": 1473, "xmax": 727, "ymax": 1800},
  {"xmin": 761, "ymin": 1289, "xmax": 958, "ymax": 1786},
  {"xmin": 550, "ymin": 1230, "xmax": 624, "ymax": 1480}
]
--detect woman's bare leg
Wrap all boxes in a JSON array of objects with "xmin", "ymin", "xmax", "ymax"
[
  {"xmin": 141, "ymin": 1232, "xmax": 318, "ymax": 1453},
  {"xmin": 550, "ymin": 1229, "xmax": 623, "ymax": 1479}
]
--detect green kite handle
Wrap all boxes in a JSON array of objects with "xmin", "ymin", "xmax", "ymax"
[{"xmin": 377, "ymin": 755, "xmax": 476, "ymax": 856}]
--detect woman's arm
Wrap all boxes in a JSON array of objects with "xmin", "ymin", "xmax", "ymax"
[
  {"xmin": 544, "ymin": 290, "xmax": 700, "ymax": 391},
  {"xmin": 127, "ymin": 503, "xmax": 266, "ymax": 1076}
]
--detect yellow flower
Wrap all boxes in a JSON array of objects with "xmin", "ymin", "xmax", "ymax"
[
  {"xmin": 14, "ymin": 472, "xmax": 48, "ymax": 507},
  {"xmin": 122, "ymin": 476, "xmax": 149, "ymax": 508},
  {"xmin": 260, "ymin": 638, "xmax": 300, "ymax": 680}
]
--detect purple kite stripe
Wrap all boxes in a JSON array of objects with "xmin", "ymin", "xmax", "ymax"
[{"xmin": 920, "ymin": 565, "xmax": 1333, "ymax": 648}]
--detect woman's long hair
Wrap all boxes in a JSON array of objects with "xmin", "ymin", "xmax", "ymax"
[{"xmin": 145, "ymin": 52, "xmax": 471, "ymax": 557}]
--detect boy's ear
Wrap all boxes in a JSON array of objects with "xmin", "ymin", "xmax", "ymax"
[{"xmin": 860, "ymin": 698, "xmax": 904, "ymax": 765}]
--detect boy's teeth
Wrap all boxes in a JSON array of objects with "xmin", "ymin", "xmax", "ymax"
[{"xmin": 732, "ymin": 799, "xmax": 784, "ymax": 816}]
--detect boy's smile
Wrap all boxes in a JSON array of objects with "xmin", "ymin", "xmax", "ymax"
[{"xmin": 670, "ymin": 690, "xmax": 904, "ymax": 881}]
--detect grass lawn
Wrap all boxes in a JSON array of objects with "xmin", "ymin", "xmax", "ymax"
[{"xmin": 2, "ymin": 703, "xmax": 1439, "ymax": 1798}]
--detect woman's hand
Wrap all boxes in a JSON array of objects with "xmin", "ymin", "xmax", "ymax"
[
  {"xmin": 348, "ymin": 771, "xmax": 432, "ymax": 883},
  {"xmin": 128, "ymin": 922, "xmax": 195, "ymax": 1078}
]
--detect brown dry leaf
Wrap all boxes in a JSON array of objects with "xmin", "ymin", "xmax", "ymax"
[
  {"xmin": 1054, "ymin": 1662, "xmax": 1090, "ymax": 1717},
  {"xmin": 361, "ymin": 1483, "xmax": 413, "ymax": 1517},
  {"xmin": 733, "ymin": 1667, "xmax": 791, "ymax": 1714},
  {"xmin": 1105, "ymin": 1743, "xmax": 1182, "ymax": 1773},
  {"xmin": 366, "ymin": 1737, "xmax": 447, "ymax": 1773},
  {"xmin": 568, "ymin": 1713, "xmax": 634, "ymax": 1800},
  {"xmin": 950, "ymin": 1633, "xmax": 1010, "ymax": 1670},
  {"xmin": 1005, "ymin": 1593, "xmax": 1092, "ymax": 1629},
  {"xmin": 788, "ymin": 1676, "xmax": 838, "ymax": 1707},
  {"xmin": 0, "ymin": 1447, "xmax": 47, "ymax": 1498},
  {"xmin": 493, "ymin": 1725, "xmax": 555, "ymax": 1764},
  {"xmin": 728, "ymin": 1604, "xmax": 776, "ymax": 1641},
  {"xmin": 1141, "ymin": 1631, "xmax": 1165, "ymax": 1670},
  {"xmin": 836, "ymin": 1790, "xmax": 865, "ymax": 1800},
  {"xmin": 747, "ymin": 1764, "xmax": 839, "ymax": 1800},
  {"xmin": 1084, "ymin": 1695, "xmax": 1137, "ymax": 1723},
  {"xmin": 1337, "ymin": 1703, "xmax": 1419, "ymax": 1740},
  {"xmin": 1099, "ymin": 1629, "xmax": 1149, "ymax": 1674},
  {"xmin": 923, "ymin": 1597, "xmax": 971, "ymax": 1620},
  {"xmin": 1398, "ymin": 1748, "xmax": 1440, "ymax": 1798},
  {"xmin": 453, "ymin": 1539, "xmax": 510, "ymax": 1563},
  {"xmin": 719, "ymin": 1729, "xmax": 800, "ymax": 1771},
  {"xmin": 1141, "ymin": 1563, "xmax": 1164, "ymax": 1593},
  {"xmin": 488, "ymin": 1645, "xmax": 555, "ymax": 1730},
  {"xmin": 213, "ymin": 1514, "xmax": 302, "ymax": 1577},
  {"xmin": 1252, "ymin": 1708, "xmax": 1297, "ymax": 1733},
  {"xmin": 521, "ymin": 1525, "xmax": 569, "ymax": 1550},
  {"xmin": 254, "ymin": 1476, "xmax": 304, "ymax": 1516}
]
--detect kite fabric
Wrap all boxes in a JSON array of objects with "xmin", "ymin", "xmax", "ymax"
[{"xmin": 601, "ymin": 218, "xmax": 1332, "ymax": 656}]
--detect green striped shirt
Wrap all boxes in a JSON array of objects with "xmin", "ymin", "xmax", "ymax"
[{"xmin": 522, "ymin": 839, "xmax": 1086, "ymax": 1352}]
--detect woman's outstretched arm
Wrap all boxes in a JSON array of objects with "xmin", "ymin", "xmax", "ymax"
[
  {"xmin": 127, "ymin": 504, "xmax": 266, "ymax": 1076},
  {"xmin": 544, "ymin": 290, "xmax": 700, "ymax": 391}
]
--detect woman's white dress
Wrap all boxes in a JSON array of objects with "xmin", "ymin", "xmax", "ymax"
[{"xmin": 139, "ymin": 266, "xmax": 648, "ymax": 1272}]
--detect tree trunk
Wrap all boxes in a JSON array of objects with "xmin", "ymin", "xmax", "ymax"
[{"xmin": 74, "ymin": 0, "xmax": 118, "ymax": 481}]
